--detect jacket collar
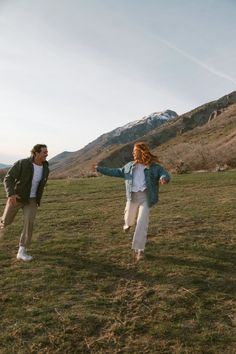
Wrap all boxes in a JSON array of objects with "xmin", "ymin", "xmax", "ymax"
[
  {"xmin": 130, "ymin": 161, "xmax": 150, "ymax": 170},
  {"xmin": 28, "ymin": 156, "xmax": 48, "ymax": 167}
]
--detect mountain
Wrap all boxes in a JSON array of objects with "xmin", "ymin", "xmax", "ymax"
[
  {"xmin": 99, "ymin": 91, "xmax": 236, "ymax": 172},
  {"xmin": 49, "ymin": 91, "xmax": 236, "ymax": 178},
  {"xmin": 154, "ymin": 99, "xmax": 236, "ymax": 172},
  {"xmin": 0, "ymin": 163, "xmax": 11, "ymax": 169},
  {"xmin": 49, "ymin": 110, "xmax": 178, "ymax": 177},
  {"xmin": 102, "ymin": 110, "xmax": 178, "ymax": 145}
]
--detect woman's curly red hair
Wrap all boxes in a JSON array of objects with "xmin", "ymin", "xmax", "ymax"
[{"xmin": 134, "ymin": 142, "xmax": 159, "ymax": 165}]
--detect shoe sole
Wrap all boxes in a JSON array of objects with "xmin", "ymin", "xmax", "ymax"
[{"xmin": 16, "ymin": 256, "xmax": 33, "ymax": 261}]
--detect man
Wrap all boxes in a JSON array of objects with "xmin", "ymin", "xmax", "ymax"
[{"xmin": 0, "ymin": 144, "xmax": 49, "ymax": 261}]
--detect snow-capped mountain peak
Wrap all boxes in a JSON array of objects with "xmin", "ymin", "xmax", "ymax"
[{"xmin": 111, "ymin": 109, "xmax": 178, "ymax": 138}]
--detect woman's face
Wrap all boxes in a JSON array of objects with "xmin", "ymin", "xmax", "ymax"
[{"xmin": 133, "ymin": 147, "xmax": 142, "ymax": 161}]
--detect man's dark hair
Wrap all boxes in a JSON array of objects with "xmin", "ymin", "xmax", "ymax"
[{"xmin": 31, "ymin": 144, "xmax": 47, "ymax": 156}]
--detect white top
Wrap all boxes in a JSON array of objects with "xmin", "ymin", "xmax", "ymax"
[
  {"xmin": 30, "ymin": 163, "xmax": 43, "ymax": 198},
  {"xmin": 131, "ymin": 163, "xmax": 147, "ymax": 192}
]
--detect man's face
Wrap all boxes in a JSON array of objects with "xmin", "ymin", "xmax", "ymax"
[{"xmin": 36, "ymin": 147, "xmax": 48, "ymax": 163}]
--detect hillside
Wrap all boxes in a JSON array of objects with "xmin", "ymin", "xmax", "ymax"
[
  {"xmin": 49, "ymin": 110, "xmax": 178, "ymax": 178},
  {"xmin": 100, "ymin": 91, "xmax": 236, "ymax": 173},
  {"xmin": 50, "ymin": 91, "xmax": 236, "ymax": 178},
  {"xmin": 156, "ymin": 102, "xmax": 236, "ymax": 172}
]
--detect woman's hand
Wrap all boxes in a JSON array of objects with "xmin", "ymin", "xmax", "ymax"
[
  {"xmin": 91, "ymin": 164, "xmax": 98, "ymax": 173},
  {"xmin": 160, "ymin": 176, "xmax": 168, "ymax": 185}
]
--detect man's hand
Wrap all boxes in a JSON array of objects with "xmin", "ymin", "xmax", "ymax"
[{"xmin": 8, "ymin": 195, "xmax": 19, "ymax": 207}]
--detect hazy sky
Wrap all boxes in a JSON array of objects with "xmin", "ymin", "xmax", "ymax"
[{"xmin": 0, "ymin": 0, "xmax": 236, "ymax": 164}]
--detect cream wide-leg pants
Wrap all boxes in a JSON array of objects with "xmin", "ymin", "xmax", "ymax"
[
  {"xmin": 124, "ymin": 191, "xmax": 150, "ymax": 251},
  {"xmin": 0, "ymin": 198, "xmax": 38, "ymax": 248}
]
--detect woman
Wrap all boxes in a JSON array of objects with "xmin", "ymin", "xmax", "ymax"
[{"xmin": 92, "ymin": 142, "xmax": 170, "ymax": 261}]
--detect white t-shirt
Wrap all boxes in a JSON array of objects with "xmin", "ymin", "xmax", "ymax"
[
  {"xmin": 131, "ymin": 163, "xmax": 147, "ymax": 192},
  {"xmin": 30, "ymin": 163, "xmax": 43, "ymax": 198}
]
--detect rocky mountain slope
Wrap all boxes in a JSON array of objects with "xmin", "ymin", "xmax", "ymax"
[
  {"xmin": 156, "ymin": 101, "xmax": 236, "ymax": 172},
  {"xmin": 50, "ymin": 91, "xmax": 236, "ymax": 178},
  {"xmin": 49, "ymin": 110, "xmax": 178, "ymax": 177}
]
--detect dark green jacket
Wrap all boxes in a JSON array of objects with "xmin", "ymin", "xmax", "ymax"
[{"xmin": 4, "ymin": 157, "xmax": 49, "ymax": 205}]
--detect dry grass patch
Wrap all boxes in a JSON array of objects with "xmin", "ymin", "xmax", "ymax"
[{"xmin": 0, "ymin": 172, "xmax": 236, "ymax": 353}]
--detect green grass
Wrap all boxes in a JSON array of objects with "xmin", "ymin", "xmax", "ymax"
[{"xmin": 0, "ymin": 171, "xmax": 236, "ymax": 353}]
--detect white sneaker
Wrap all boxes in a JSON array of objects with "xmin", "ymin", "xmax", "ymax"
[
  {"xmin": 123, "ymin": 226, "xmax": 131, "ymax": 233},
  {"xmin": 16, "ymin": 246, "xmax": 33, "ymax": 261}
]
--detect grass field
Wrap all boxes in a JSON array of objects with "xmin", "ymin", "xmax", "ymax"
[{"xmin": 0, "ymin": 171, "xmax": 236, "ymax": 354}]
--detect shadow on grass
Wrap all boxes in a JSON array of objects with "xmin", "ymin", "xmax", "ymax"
[
  {"xmin": 33, "ymin": 241, "xmax": 236, "ymax": 297},
  {"xmin": 37, "ymin": 247, "xmax": 161, "ymax": 283},
  {"xmin": 154, "ymin": 252, "xmax": 236, "ymax": 275}
]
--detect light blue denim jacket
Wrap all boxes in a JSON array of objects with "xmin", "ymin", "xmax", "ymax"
[{"xmin": 96, "ymin": 161, "xmax": 170, "ymax": 207}]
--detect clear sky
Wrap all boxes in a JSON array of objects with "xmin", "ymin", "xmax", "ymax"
[{"xmin": 0, "ymin": 0, "xmax": 236, "ymax": 164}]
